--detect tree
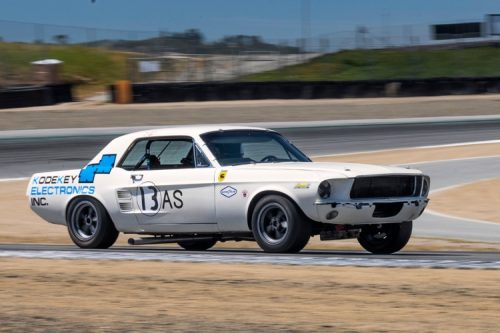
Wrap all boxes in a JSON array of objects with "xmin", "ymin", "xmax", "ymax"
[{"xmin": 53, "ymin": 34, "xmax": 69, "ymax": 45}]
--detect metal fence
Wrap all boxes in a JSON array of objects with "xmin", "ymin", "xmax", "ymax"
[
  {"xmin": 127, "ymin": 53, "xmax": 324, "ymax": 83},
  {"xmin": 1, "ymin": 19, "xmax": 500, "ymax": 86}
]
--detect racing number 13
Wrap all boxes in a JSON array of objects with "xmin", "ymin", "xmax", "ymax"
[{"xmin": 139, "ymin": 186, "xmax": 158, "ymax": 211}]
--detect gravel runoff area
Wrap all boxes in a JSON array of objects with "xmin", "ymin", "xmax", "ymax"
[
  {"xmin": 1, "ymin": 259, "xmax": 500, "ymax": 332},
  {"xmin": 1, "ymin": 94, "xmax": 500, "ymax": 130},
  {"xmin": 431, "ymin": 178, "xmax": 500, "ymax": 223}
]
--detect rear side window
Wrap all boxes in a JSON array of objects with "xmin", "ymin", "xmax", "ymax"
[{"xmin": 119, "ymin": 138, "xmax": 195, "ymax": 170}]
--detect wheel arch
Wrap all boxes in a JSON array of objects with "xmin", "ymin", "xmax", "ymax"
[
  {"xmin": 65, "ymin": 195, "xmax": 117, "ymax": 228},
  {"xmin": 246, "ymin": 190, "xmax": 308, "ymax": 230}
]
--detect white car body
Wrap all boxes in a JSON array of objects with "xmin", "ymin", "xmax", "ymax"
[{"xmin": 27, "ymin": 125, "xmax": 429, "ymax": 252}]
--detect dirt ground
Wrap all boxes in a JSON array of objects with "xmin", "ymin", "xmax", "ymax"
[
  {"xmin": 429, "ymin": 178, "xmax": 500, "ymax": 223},
  {"xmin": 2, "ymin": 94, "xmax": 500, "ymax": 130},
  {"xmin": 1, "ymin": 259, "xmax": 499, "ymax": 332}
]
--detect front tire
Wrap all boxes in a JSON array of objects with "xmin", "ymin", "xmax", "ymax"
[
  {"xmin": 357, "ymin": 221, "xmax": 412, "ymax": 254},
  {"xmin": 177, "ymin": 239, "xmax": 217, "ymax": 251},
  {"xmin": 67, "ymin": 197, "xmax": 119, "ymax": 249},
  {"xmin": 251, "ymin": 195, "xmax": 310, "ymax": 253}
]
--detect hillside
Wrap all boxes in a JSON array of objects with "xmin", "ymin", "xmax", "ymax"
[
  {"xmin": 0, "ymin": 42, "xmax": 129, "ymax": 97},
  {"xmin": 242, "ymin": 45, "xmax": 500, "ymax": 81},
  {"xmin": 3, "ymin": 41, "xmax": 500, "ymax": 99}
]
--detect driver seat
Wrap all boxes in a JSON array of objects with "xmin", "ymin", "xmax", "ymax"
[{"xmin": 147, "ymin": 155, "xmax": 161, "ymax": 169}]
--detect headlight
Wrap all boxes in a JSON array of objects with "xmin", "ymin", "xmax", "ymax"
[
  {"xmin": 422, "ymin": 176, "xmax": 430, "ymax": 196},
  {"xmin": 318, "ymin": 180, "xmax": 331, "ymax": 199}
]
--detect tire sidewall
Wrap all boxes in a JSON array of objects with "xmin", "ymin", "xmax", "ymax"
[
  {"xmin": 358, "ymin": 221, "xmax": 413, "ymax": 254},
  {"xmin": 251, "ymin": 195, "xmax": 309, "ymax": 253},
  {"xmin": 67, "ymin": 197, "xmax": 117, "ymax": 248}
]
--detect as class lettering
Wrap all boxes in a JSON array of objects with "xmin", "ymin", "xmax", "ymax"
[{"xmin": 161, "ymin": 189, "xmax": 183, "ymax": 210}]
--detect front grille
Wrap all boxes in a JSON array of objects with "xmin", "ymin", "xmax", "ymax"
[
  {"xmin": 350, "ymin": 176, "xmax": 421, "ymax": 199},
  {"xmin": 372, "ymin": 202, "xmax": 404, "ymax": 218}
]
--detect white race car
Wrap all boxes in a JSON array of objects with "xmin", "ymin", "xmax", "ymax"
[{"xmin": 27, "ymin": 126, "xmax": 430, "ymax": 253}]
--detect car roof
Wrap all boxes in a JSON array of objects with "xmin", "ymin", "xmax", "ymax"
[
  {"xmin": 120, "ymin": 125, "xmax": 271, "ymax": 141},
  {"xmin": 91, "ymin": 125, "xmax": 278, "ymax": 165}
]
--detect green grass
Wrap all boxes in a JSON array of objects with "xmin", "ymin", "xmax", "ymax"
[
  {"xmin": 0, "ymin": 42, "xmax": 129, "ymax": 96},
  {"xmin": 3, "ymin": 42, "xmax": 500, "ymax": 97},
  {"xmin": 242, "ymin": 46, "xmax": 500, "ymax": 81}
]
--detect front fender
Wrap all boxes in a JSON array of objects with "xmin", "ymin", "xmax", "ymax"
[{"xmin": 244, "ymin": 183, "xmax": 320, "ymax": 228}]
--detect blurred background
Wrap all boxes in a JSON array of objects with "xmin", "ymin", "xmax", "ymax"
[{"xmin": 1, "ymin": 0, "xmax": 500, "ymax": 100}]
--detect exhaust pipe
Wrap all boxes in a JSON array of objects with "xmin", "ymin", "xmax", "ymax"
[{"xmin": 128, "ymin": 236, "xmax": 216, "ymax": 246}]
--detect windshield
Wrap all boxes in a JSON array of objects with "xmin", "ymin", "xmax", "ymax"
[{"xmin": 201, "ymin": 130, "xmax": 311, "ymax": 166}]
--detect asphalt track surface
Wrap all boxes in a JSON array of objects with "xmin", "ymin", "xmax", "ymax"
[
  {"xmin": 2, "ymin": 119, "xmax": 500, "ymax": 266},
  {"xmin": 3, "ymin": 119, "xmax": 500, "ymax": 178}
]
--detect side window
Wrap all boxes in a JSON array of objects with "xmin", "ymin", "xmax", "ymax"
[
  {"xmin": 120, "ymin": 138, "xmax": 195, "ymax": 170},
  {"xmin": 150, "ymin": 140, "xmax": 193, "ymax": 166},
  {"xmin": 120, "ymin": 140, "xmax": 147, "ymax": 169},
  {"xmin": 194, "ymin": 144, "xmax": 211, "ymax": 168}
]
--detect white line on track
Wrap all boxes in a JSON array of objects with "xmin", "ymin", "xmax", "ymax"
[
  {"xmin": 310, "ymin": 139, "xmax": 500, "ymax": 159},
  {"xmin": 399, "ymin": 155, "xmax": 500, "ymax": 166},
  {"xmin": 0, "ymin": 177, "xmax": 29, "ymax": 182},
  {"xmin": 424, "ymin": 209, "xmax": 500, "ymax": 227},
  {"xmin": 1, "ymin": 250, "xmax": 500, "ymax": 269}
]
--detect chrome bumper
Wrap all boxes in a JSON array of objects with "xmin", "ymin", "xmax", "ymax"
[{"xmin": 314, "ymin": 197, "xmax": 429, "ymax": 225}]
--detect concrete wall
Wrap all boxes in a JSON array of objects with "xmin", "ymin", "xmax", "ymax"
[{"xmin": 110, "ymin": 77, "xmax": 500, "ymax": 104}]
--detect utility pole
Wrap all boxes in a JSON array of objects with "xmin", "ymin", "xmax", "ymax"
[{"xmin": 301, "ymin": 0, "xmax": 311, "ymax": 56}]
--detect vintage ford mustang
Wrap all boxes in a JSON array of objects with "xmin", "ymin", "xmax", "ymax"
[{"xmin": 27, "ymin": 125, "xmax": 430, "ymax": 253}]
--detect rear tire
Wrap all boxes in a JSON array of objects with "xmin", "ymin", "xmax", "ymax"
[
  {"xmin": 177, "ymin": 239, "xmax": 217, "ymax": 251},
  {"xmin": 251, "ymin": 195, "xmax": 310, "ymax": 253},
  {"xmin": 67, "ymin": 197, "xmax": 119, "ymax": 249},
  {"xmin": 357, "ymin": 221, "xmax": 412, "ymax": 254}
]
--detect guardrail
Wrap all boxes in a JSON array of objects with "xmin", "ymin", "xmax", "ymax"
[{"xmin": 0, "ymin": 83, "xmax": 73, "ymax": 109}]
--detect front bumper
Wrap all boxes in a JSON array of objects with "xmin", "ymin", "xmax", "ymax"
[{"xmin": 315, "ymin": 197, "xmax": 429, "ymax": 224}]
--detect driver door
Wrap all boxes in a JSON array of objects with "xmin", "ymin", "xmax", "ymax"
[{"xmin": 119, "ymin": 136, "xmax": 216, "ymax": 230}]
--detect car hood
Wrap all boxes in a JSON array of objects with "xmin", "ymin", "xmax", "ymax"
[{"xmin": 232, "ymin": 162, "xmax": 422, "ymax": 179}]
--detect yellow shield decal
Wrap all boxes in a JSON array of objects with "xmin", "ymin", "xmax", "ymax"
[{"xmin": 218, "ymin": 170, "xmax": 227, "ymax": 182}]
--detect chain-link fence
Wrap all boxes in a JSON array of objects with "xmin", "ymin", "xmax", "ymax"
[{"xmin": 1, "ymin": 19, "xmax": 500, "ymax": 87}]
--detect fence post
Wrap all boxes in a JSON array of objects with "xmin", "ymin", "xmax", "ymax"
[{"xmin": 115, "ymin": 80, "xmax": 132, "ymax": 103}]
